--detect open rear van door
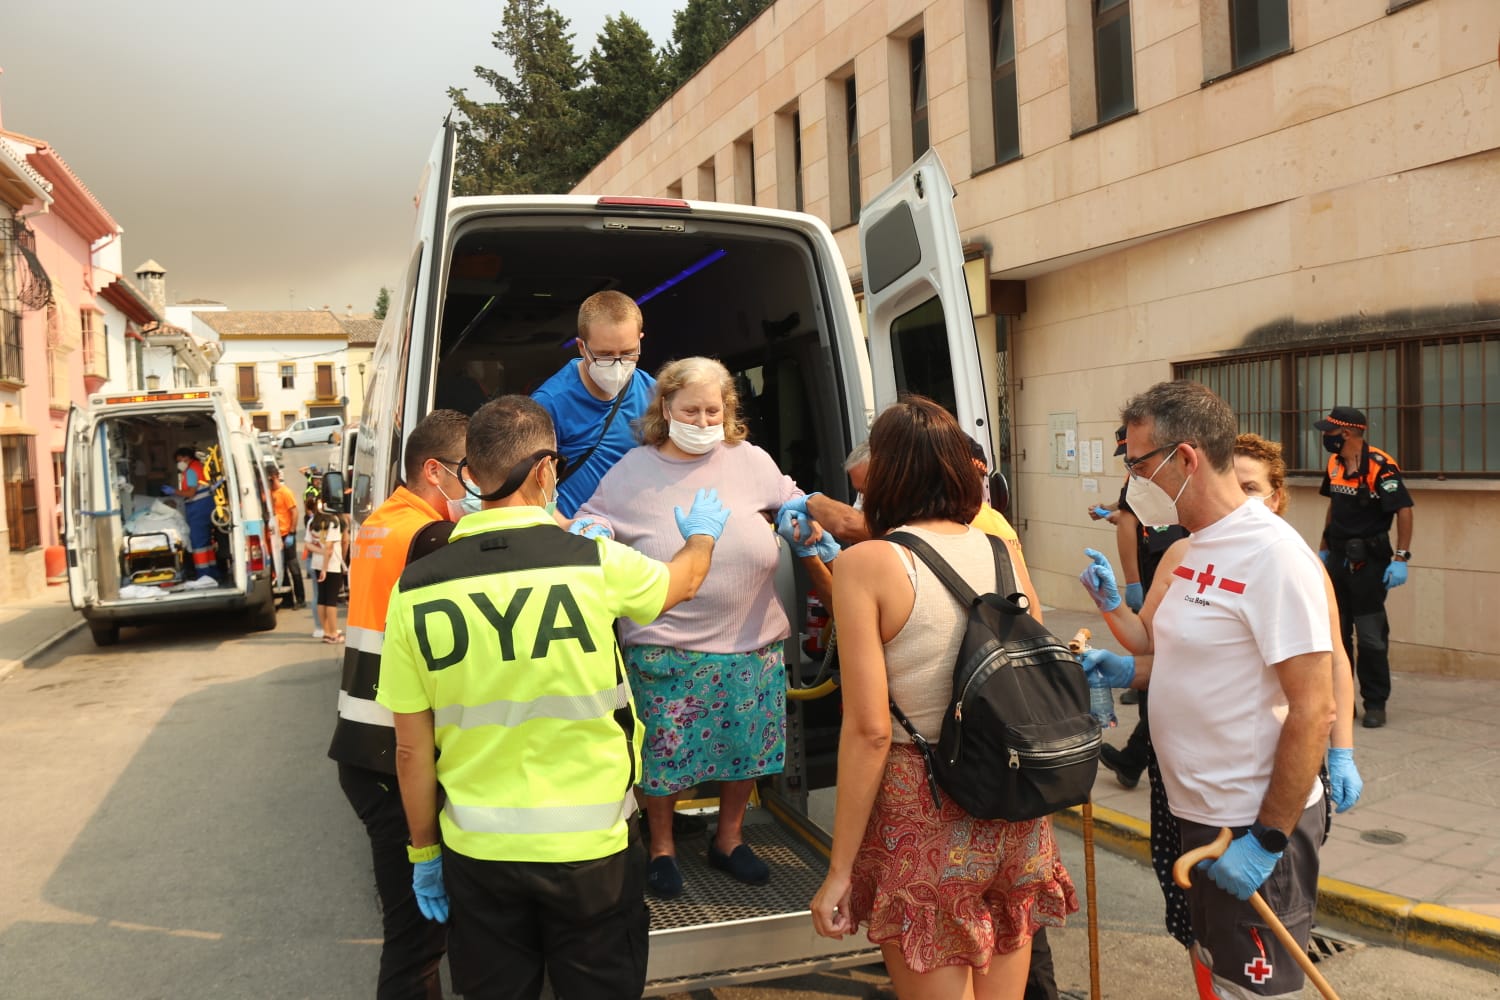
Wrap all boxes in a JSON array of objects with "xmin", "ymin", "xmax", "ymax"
[
  {"xmin": 400, "ymin": 123, "xmax": 456, "ymax": 461},
  {"xmin": 858, "ymin": 150, "xmax": 994, "ymax": 464},
  {"xmin": 62, "ymin": 404, "xmax": 97, "ymax": 609}
]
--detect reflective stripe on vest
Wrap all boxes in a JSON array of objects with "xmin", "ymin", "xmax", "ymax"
[
  {"xmin": 432, "ymin": 681, "xmax": 629, "ymax": 731},
  {"xmin": 444, "ymin": 788, "xmax": 635, "ymax": 838},
  {"xmin": 345, "ymin": 624, "xmax": 383, "ymax": 654},
  {"xmin": 337, "ymin": 689, "xmax": 394, "ymax": 727}
]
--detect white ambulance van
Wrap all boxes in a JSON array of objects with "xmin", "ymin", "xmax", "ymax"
[
  {"xmin": 63, "ymin": 387, "xmax": 284, "ymax": 646},
  {"xmin": 352, "ymin": 125, "xmax": 1002, "ymax": 992}
]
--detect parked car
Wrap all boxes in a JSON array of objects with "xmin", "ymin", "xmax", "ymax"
[{"xmin": 280, "ymin": 415, "xmax": 343, "ymax": 448}]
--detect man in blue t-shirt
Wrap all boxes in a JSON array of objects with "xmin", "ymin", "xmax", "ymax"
[{"xmin": 532, "ymin": 291, "xmax": 656, "ymax": 517}]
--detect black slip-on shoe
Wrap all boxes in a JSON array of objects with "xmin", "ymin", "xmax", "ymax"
[
  {"xmin": 1099, "ymin": 744, "xmax": 1143, "ymax": 790},
  {"xmin": 646, "ymin": 855, "xmax": 684, "ymax": 899},
  {"xmin": 707, "ymin": 841, "xmax": 770, "ymax": 886},
  {"xmin": 1361, "ymin": 707, "xmax": 1387, "ymax": 729}
]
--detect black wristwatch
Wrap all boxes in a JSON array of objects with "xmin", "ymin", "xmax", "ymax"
[{"xmin": 1249, "ymin": 821, "xmax": 1288, "ymax": 853}]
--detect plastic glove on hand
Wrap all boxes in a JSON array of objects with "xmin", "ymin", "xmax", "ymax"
[
  {"xmin": 811, "ymin": 529, "xmax": 841, "ymax": 563},
  {"xmin": 775, "ymin": 507, "xmax": 821, "ymax": 556},
  {"xmin": 1199, "ymin": 830, "xmax": 1282, "ymax": 901},
  {"xmin": 568, "ymin": 516, "xmax": 611, "ymax": 540},
  {"xmin": 1124, "ymin": 581, "xmax": 1144, "ymax": 613},
  {"xmin": 675, "ymin": 488, "xmax": 730, "ymax": 541},
  {"xmin": 1079, "ymin": 548, "xmax": 1122, "ymax": 612},
  {"xmin": 411, "ymin": 856, "xmax": 449, "ymax": 923},
  {"xmin": 161, "ymin": 485, "xmax": 175, "ymax": 496},
  {"xmin": 778, "ymin": 493, "xmax": 817, "ymax": 518},
  {"xmin": 1327, "ymin": 748, "xmax": 1363, "ymax": 813},
  {"xmin": 1383, "ymin": 560, "xmax": 1408, "ymax": 589},
  {"xmin": 1080, "ymin": 648, "xmax": 1135, "ymax": 689}
]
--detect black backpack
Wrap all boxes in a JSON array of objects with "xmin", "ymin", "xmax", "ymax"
[{"xmin": 886, "ymin": 531, "xmax": 1101, "ymax": 822}]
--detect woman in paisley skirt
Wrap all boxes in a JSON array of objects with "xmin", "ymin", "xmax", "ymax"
[
  {"xmin": 576, "ymin": 356, "xmax": 834, "ymax": 899},
  {"xmin": 810, "ymin": 396, "xmax": 1077, "ymax": 999}
]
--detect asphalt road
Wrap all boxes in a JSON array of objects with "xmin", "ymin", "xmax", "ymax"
[{"xmin": 2, "ymin": 616, "xmax": 1497, "ymax": 998}]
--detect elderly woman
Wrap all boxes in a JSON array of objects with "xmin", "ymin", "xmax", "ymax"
[
  {"xmin": 575, "ymin": 356, "xmax": 823, "ymax": 899},
  {"xmin": 810, "ymin": 396, "xmax": 1077, "ymax": 1000}
]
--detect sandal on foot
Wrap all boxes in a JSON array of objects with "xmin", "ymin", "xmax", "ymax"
[
  {"xmin": 707, "ymin": 841, "xmax": 769, "ymax": 885},
  {"xmin": 646, "ymin": 855, "xmax": 684, "ymax": 899}
]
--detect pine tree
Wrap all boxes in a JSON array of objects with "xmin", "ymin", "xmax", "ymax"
[
  {"xmin": 573, "ymin": 15, "xmax": 667, "ymax": 170},
  {"xmin": 372, "ymin": 286, "xmax": 390, "ymax": 321},
  {"xmin": 448, "ymin": 0, "xmax": 585, "ymax": 195},
  {"xmin": 663, "ymin": 0, "xmax": 771, "ymax": 89}
]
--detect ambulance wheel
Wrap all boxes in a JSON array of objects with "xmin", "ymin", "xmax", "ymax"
[
  {"xmin": 90, "ymin": 622, "xmax": 120, "ymax": 647},
  {"xmin": 250, "ymin": 600, "xmax": 278, "ymax": 632}
]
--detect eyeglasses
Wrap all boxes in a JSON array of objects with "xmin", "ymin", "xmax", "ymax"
[
  {"xmin": 1123, "ymin": 442, "xmax": 1182, "ymax": 477},
  {"xmin": 581, "ymin": 343, "xmax": 640, "ymax": 368},
  {"xmin": 458, "ymin": 450, "xmax": 568, "ymax": 501}
]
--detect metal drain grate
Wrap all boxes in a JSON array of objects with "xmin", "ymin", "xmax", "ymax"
[
  {"xmin": 1306, "ymin": 928, "xmax": 1363, "ymax": 965},
  {"xmin": 648, "ymin": 811, "xmax": 829, "ymax": 930}
]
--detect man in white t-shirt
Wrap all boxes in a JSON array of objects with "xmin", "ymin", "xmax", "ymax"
[{"xmin": 1078, "ymin": 381, "xmax": 1335, "ymax": 1000}]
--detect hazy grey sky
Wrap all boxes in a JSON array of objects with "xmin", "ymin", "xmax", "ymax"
[{"xmin": 1, "ymin": 1, "xmax": 676, "ymax": 311}]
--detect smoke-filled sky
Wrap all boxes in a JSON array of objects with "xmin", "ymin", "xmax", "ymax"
[{"xmin": 1, "ymin": 1, "xmax": 675, "ymax": 311}]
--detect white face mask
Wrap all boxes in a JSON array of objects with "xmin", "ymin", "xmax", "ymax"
[
  {"xmin": 587, "ymin": 358, "xmax": 635, "ymax": 399},
  {"xmin": 176, "ymin": 461, "xmax": 188, "ymax": 472},
  {"xmin": 668, "ymin": 418, "xmax": 724, "ymax": 455},
  {"xmin": 1125, "ymin": 451, "xmax": 1191, "ymax": 529}
]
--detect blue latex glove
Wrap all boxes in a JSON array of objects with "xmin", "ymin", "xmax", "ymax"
[
  {"xmin": 778, "ymin": 493, "xmax": 819, "ymax": 518},
  {"xmin": 1199, "ymin": 830, "xmax": 1282, "ymax": 901},
  {"xmin": 675, "ymin": 488, "xmax": 730, "ymax": 540},
  {"xmin": 411, "ymin": 856, "xmax": 449, "ymax": 923},
  {"xmin": 568, "ymin": 516, "xmax": 611, "ymax": 540},
  {"xmin": 1319, "ymin": 549, "xmax": 1330, "ymax": 566},
  {"xmin": 1328, "ymin": 748, "xmax": 1363, "ymax": 813},
  {"xmin": 776, "ymin": 507, "xmax": 820, "ymax": 556},
  {"xmin": 1383, "ymin": 559, "xmax": 1408, "ymax": 589},
  {"xmin": 811, "ymin": 530, "xmax": 841, "ymax": 563},
  {"xmin": 1124, "ymin": 581, "xmax": 1144, "ymax": 613},
  {"xmin": 1079, "ymin": 548, "xmax": 1122, "ymax": 612},
  {"xmin": 160, "ymin": 484, "xmax": 175, "ymax": 496},
  {"xmin": 1080, "ymin": 648, "xmax": 1135, "ymax": 689}
]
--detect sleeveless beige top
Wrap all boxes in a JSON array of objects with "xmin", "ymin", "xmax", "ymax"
[{"xmin": 882, "ymin": 524, "xmax": 1001, "ymax": 744}]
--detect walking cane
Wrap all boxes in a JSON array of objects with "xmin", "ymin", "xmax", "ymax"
[
  {"xmin": 1173, "ymin": 828, "xmax": 1341, "ymax": 1000},
  {"xmin": 1068, "ymin": 629, "xmax": 1103, "ymax": 1000}
]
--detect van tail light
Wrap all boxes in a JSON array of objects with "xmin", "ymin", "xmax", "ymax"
[{"xmin": 248, "ymin": 534, "xmax": 266, "ymax": 573}]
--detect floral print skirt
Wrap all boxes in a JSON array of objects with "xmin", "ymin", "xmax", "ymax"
[
  {"xmin": 849, "ymin": 743, "xmax": 1079, "ymax": 973},
  {"xmin": 624, "ymin": 641, "xmax": 787, "ymax": 796}
]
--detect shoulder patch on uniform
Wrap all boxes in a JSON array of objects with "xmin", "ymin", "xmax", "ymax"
[
  {"xmin": 1381, "ymin": 479, "xmax": 1399, "ymax": 492},
  {"xmin": 1370, "ymin": 452, "xmax": 1388, "ymax": 465}
]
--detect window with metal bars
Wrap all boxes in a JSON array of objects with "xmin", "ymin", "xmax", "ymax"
[
  {"xmin": 1175, "ymin": 332, "xmax": 1500, "ymax": 476},
  {"xmin": 0, "ymin": 307, "xmax": 21, "ymax": 384}
]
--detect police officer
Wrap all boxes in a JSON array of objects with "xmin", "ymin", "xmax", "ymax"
[
  {"xmin": 1317, "ymin": 406, "xmax": 1414, "ymax": 729},
  {"xmin": 329, "ymin": 409, "xmax": 469, "ymax": 1000},
  {"xmin": 377, "ymin": 395, "xmax": 729, "ymax": 1000}
]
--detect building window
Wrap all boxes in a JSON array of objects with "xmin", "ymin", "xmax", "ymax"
[
  {"xmin": 1094, "ymin": 0, "xmax": 1135, "ymax": 122},
  {"xmin": 910, "ymin": 34, "xmax": 929, "ymax": 157},
  {"xmin": 237, "ymin": 364, "xmax": 258, "ymax": 402},
  {"xmin": 990, "ymin": 0, "xmax": 1021, "ymax": 164},
  {"xmin": 775, "ymin": 107, "xmax": 804, "ymax": 212},
  {"xmin": 793, "ymin": 111, "xmax": 804, "ymax": 212},
  {"xmin": 52, "ymin": 450, "xmax": 64, "ymax": 542},
  {"xmin": 1230, "ymin": 0, "xmax": 1290, "ymax": 69},
  {"xmin": 250, "ymin": 413, "xmax": 270, "ymax": 431},
  {"xmin": 81, "ymin": 310, "xmax": 107, "ymax": 378},
  {"xmin": 846, "ymin": 77, "xmax": 861, "ymax": 217},
  {"xmin": 282, "ymin": 411, "xmax": 298, "ymax": 429},
  {"xmin": 734, "ymin": 133, "xmax": 756, "ymax": 205},
  {"xmin": 0, "ymin": 307, "xmax": 21, "ymax": 384},
  {"xmin": 697, "ymin": 158, "xmax": 716, "ymax": 201},
  {"xmin": 1177, "ymin": 331, "xmax": 1500, "ymax": 476},
  {"xmin": 280, "ymin": 363, "xmax": 295, "ymax": 389},
  {"xmin": 2, "ymin": 435, "xmax": 40, "ymax": 551},
  {"xmin": 315, "ymin": 363, "xmax": 335, "ymax": 400}
]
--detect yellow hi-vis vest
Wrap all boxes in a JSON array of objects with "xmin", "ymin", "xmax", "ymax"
[{"xmin": 377, "ymin": 506, "xmax": 669, "ymax": 863}]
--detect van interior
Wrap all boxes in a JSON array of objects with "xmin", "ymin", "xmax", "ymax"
[
  {"xmin": 432, "ymin": 215, "xmax": 860, "ymax": 776},
  {"xmin": 84, "ymin": 409, "xmax": 239, "ymax": 599}
]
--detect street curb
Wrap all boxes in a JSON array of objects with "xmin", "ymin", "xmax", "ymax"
[
  {"xmin": 1055, "ymin": 802, "xmax": 1500, "ymax": 968},
  {"xmin": 0, "ymin": 617, "xmax": 87, "ymax": 682}
]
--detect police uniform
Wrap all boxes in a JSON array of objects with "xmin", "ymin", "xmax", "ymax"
[
  {"xmin": 1319, "ymin": 432, "xmax": 1413, "ymax": 714},
  {"xmin": 377, "ymin": 506, "xmax": 669, "ymax": 1000},
  {"xmin": 328, "ymin": 485, "xmax": 452, "ymax": 1000}
]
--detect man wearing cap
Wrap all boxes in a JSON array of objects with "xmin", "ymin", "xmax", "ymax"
[{"xmin": 1317, "ymin": 406, "xmax": 1414, "ymax": 729}]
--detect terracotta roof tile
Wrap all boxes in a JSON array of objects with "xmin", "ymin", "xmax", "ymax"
[
  {"xmin": 196, "ymin": 309, "xmax": 348, "ymax": 337},
  {"xmin": 339, "ymin": 317, "xmax": 383, "ymax": 346}
]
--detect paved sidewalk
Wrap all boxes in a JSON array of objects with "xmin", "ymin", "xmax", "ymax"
[
  {"xmin": 0, "ymin": 587, "xmax": 85, "ymax": 681},
  {"xmin": 1046, "ymin": 606, "xmax": 1500, "ymax": 966}
]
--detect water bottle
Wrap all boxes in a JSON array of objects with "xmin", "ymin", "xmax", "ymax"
[{"xmin": 1090, "ymin": 687, "xmax": 1117, "ymax": 729}]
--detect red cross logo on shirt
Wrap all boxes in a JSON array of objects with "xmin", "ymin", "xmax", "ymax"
[
  {"xmin": 1173, "ymin": 562, "xmax": 1247, "ymax": 595},
  {"xmin": 1244, "ymin": 956, "xmax": 1274, "ymax": 984}
]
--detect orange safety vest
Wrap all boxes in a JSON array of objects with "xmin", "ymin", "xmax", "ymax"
[
  {"xmin": 179, "ymin": 458, "xmax": 212, "ymax": 501},
  {"xmin": 327, "ymin": 486, "xmax": 447, "ymax": 772}
]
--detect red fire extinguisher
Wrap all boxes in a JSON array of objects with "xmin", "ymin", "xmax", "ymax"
[{"xmin": 803, "ymin": 591, "xmax": 828, "ymax": 658}]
